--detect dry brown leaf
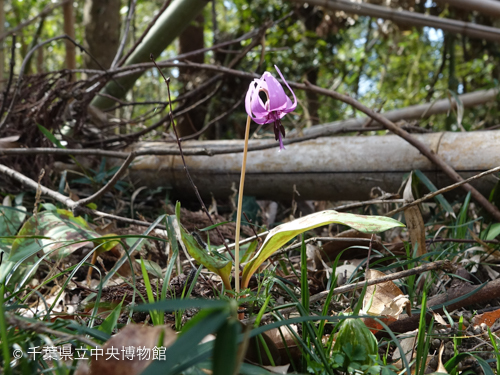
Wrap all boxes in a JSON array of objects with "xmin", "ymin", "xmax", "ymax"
[
  {"xmin": 0, "ymin": 135, "xmax": 20, "ymax": 149},
  {"xmin": 89, "ymin": 324, "xmax": 177, "ymax": 375},
  {"xmin": 471, "ymin": 308, "xmax": 500, "ymax": 328},
  {"xmin": 363, "ymin": 269, "xmax": 410, "ymax": 333},
  {"xmin": 256, "ymin": 325, "xmax": 299, "ymax": 365},
  {"xmin": 403, "ymin": 174, "xmax": 426, "ymax": 256},
  {"xmin": 393, "ymin": 355, "xmax": 434, "ymax": 374},
  {"xmin": 432, "ymin": 311, "xmax": 449, "ymax": 326},
  {"xmin": 364, "ymin": 269, "xmax": 410, "ymax": 318},
  {"xmin": 245, "ymin": 330, "xmax": 282, "ymax": 366}
]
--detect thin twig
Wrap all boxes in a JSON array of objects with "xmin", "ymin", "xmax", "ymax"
[
  {"xmin": 111, "ymin": 0, "xmax": 138, "ymax": 69},
  {"xmin": 0, "ymin": 163, "xmax": 166, "ymax": 229},
  {"xmin": 0, "ymin": 35, "xmax": 120, "ymax": 130},
  {"xmin": 150, "ymin": 54, "xmax": 236, "ymax": 262},
  {"xmin": 385, "ymin": 164, "xmax": 500, "ymax": 218},
  {"xmin": 303, "ymin": 80, "xmax": 500, "ymax": 222},
  {"xmin": 83, "ymin": 76, "xmax": 223, "ymax": 146},
  {"xmin": 73, "ymin": 152, "xmax": 136, "ymax": 215},
  {"xmin": 334, "ymin": 199, "xmax": 404, "ymax": 212},
  {"xmin": 179, "ymin": 91, "xmax": 246, "ymax": 141},
  {"xmin": 116, "ymin": 0, "xmax": 172, "ymax": 67},
  {"xmin": 0, "ymin": 0, "xmax": 71, "ymax": 42}
]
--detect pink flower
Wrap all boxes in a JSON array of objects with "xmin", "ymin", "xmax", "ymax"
[{"xmin": 245, "ymin": 65, "xmax": 297, "ymax": 150}]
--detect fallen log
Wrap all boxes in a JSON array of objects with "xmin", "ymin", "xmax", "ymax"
[
  {"xmin": 298, "ymin": 88, "xmax": 499, "ymax": 138},
  {"xmin": 124, "ymin": 130, "xmax": 500, "ymax": 201}
]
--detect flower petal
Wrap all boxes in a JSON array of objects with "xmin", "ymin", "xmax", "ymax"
[
  {"xmin": 274, "ymin": 65, "xmax": 297, "ymax": 112},
  {"xmin": 245, "ymin": 82, "xmax": 258, "ymax": 120},
  {"xmin": 265, "ymin": 74, "xmax": 288, "ymax": 112},
  {"xmin": 246, "ymin": 80, "xmax": 270, "ymax": 121},
  {"xmin": 250, "ymin": 90, "xmax": 270, "ymax": 118}
]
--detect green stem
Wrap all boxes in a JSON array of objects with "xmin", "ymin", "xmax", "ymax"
[{"xmin": 234, "ymin": 116, "xmax": 252, "ymax": 295}]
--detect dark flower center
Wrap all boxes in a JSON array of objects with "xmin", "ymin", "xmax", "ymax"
[{"xmin": 258, "ymin": 90, "xmax": 268, "ymax": 105}]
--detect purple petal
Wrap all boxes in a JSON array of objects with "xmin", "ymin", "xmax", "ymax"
[
  {"xmin": 265, "ymin": 74, "xmax": 288, "ymax": 112},
  {"xmin": 245, "ymin": 82, "xmax": 256, "ymax": 120},
  {"xmin": 246, "ymin": 78, "xmax": 271, "ymax": 121},
  {"xmin": 274, "ymin": 65, "xmax": 297, "ymax": 112}
]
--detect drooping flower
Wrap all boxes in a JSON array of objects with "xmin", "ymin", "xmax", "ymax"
[{"xmin": 245, "ymin": 65, "xmax": 297, "ymax": 150}]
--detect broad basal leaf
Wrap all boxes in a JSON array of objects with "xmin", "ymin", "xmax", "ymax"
[
  {"xmin": 10, "ymin": 209, "xmax": 100, "ymax": 262},
  {"xmin": 179, "ymin": 224, "xmax": 232, "ymax": 290},
  {"xmin": 0, "ymin": 209, "xmax": 103, "ymax": 284},
  {"xmin": 174, "ymin": 202, "xmax": 232, "ymax": 290},
  {"xmin": 241, "ymin": 210, "xmax": 404, "ymax": 288}
]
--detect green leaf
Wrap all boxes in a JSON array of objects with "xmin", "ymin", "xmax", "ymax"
[
  {"xmin": 0, "ymin": 195, "xmax": 27, "ymax": 253},
  {"xmin": 485, "ymin": 223, "xmax": 500, "ymax": 241},
  {"xmin": 9, "ymin": 209, "xmax": 99, "ymax": 262},
  {"xmin": 0, "ymin": 196, "xmax": 26, "ymax": 237},
  {"xmin": 179, "ymin": 228, "xmax": 230, "ymax": 271},
  {"xmin": 212, "ymin": 316, "xmax": 241, "ymax": 375},
  {"xmin": 414, "ymin": 170, "xmax": 455, "ymax": 218},
  {"xmin": 140, "ymin": 257, "xmax": 163, "ymax": 326},
  {"xmin": 0, "ymin": 209, "xmax": 114, "ymax": 284},
  {"xmin": 37, "ymin": 124, "xmax": 66, "ymax": 149},
  {"xmin": 241, "ymin": 210, "xmax": 403, "ymax": 288},
  {"xmin": 137, "ymin": 259, "xmax": 163, "ymax": 279},
  {"xmin": 174, "ymin": 202, "xmax": 232, "ymax": 290},
  {"xmin": 98, "ymin": 295, "xmax": 126, "ymax": 335},
  {"xmin": 141, "ymin": 309, "xmax": 229, "ymax": 375}
]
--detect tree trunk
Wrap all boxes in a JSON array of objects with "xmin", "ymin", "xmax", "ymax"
[
  {"xmin": 90, "ymin": 0, "xmax": 208, "ymax": 109},
  {"xmin": 177, "ymin": 13, "xmax": 207, "ymax": 138},
  {"xmin": 63, "ymin": 0, "xmax": 76, "ymax": 80},
  {"xmin": 83, "ymin": 0, "xmax": 121, "ymax": 70}
]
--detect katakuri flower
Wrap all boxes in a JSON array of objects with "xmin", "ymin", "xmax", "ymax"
[{"xmin": 245, "ymin": 65, "xmax": 297, "ymax": 150}]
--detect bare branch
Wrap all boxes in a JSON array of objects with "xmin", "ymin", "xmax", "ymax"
[
  {"xmin": 111, "ymin": 0, "xmax": 138, "ymax": 69},
  {"xmin": 73, "ymin": 152, "xmax": 137, "ymax": 215},
  {"xmin": 302, "ymin": 80, "xmax": 500, "ymax": 222}
]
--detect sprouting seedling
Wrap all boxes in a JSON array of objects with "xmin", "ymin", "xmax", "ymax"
[{"xmin": 234, "ymin": 66, "xmax": 297, "ymax": 294}]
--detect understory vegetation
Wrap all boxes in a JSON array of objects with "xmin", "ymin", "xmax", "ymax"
[{"xmin": 1, "ymin": 0, "xmax": 500, "ymax": 374}]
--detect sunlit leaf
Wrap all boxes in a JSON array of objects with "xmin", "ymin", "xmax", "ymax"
[{"xmin": 241, "ymin": 210, "xmax": 403, "ymax": 288}]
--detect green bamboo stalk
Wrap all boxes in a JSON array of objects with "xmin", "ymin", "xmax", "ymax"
[{"xmin": 91, "ymin": 0, "xmax": 207, "ymax": 109}]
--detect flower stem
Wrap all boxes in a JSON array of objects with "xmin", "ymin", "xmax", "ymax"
[{"xmin": 235, "ymin": 115, "xmax": 251, "ymax": 295}]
